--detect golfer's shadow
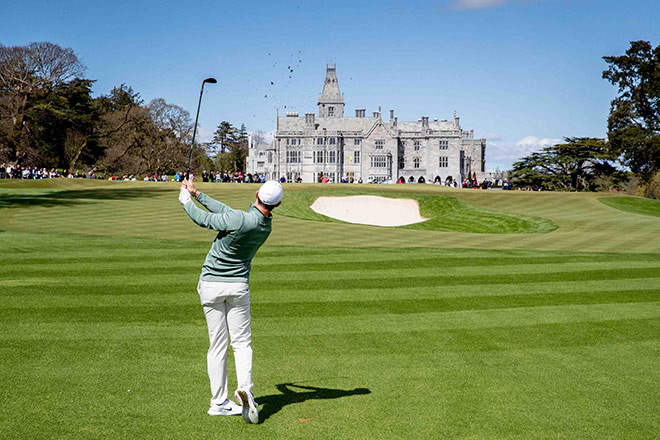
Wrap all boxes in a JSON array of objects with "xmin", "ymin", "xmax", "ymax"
[{"xmin": 256, "ymin": 383, "xmax": 370, "ymax": 423}]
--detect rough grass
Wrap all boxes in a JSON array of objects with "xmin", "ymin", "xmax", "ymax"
[
  {"xmin": 277, "ymin": 189, "xmax": 557, "ymax": 234},
  {"xmin": 1, "ymin": 180, "xmax": 659, "ymax": 439},
  {"xmin": 599, "ymin": 196, "xmax": 660, "ymax": 218}
]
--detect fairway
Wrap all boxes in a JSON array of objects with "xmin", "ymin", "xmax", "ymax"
[{"xmin": 1, "ymin": 180, "xmax": 659, "ymax": 439}]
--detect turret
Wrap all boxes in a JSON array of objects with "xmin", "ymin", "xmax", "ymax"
[{"xmin": 318, "ymin": 63, "xmax": 344, "ymax": 118}]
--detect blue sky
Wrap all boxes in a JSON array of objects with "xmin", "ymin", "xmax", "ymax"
[{"xmin": 3, "ymin": 0, "xmax": 659, "ymax": 171}]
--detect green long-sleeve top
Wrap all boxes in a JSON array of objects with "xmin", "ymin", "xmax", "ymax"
[{"xmin": 182, "ymin": 192, "xmax": 272, "ymax": 282}]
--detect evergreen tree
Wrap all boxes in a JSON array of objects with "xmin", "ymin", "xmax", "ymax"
[{"xmin": 603, "ymin": 41, "xmax": 660, "ymax": 186}]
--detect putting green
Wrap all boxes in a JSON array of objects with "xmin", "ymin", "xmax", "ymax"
[
  {"xmin": 1, "ymin": 180, "xmax": 659, "ymax": 439},
  {"xmin": 278, "ymin": 189, "xmax": 558, "ymax": 233}
]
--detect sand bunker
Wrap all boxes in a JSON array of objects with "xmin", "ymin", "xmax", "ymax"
[{"xmin": 310, "ymin": 195, "xmax": 428, "ymax": 227}]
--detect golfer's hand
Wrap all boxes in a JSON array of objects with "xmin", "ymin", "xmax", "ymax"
[
  {"xmin": 179, "ymin": 185, "xmax": 192, "ymax": 205},
  {"xmin": 183, "ymin": 178, "xmax": 198, "ymax": 197}
]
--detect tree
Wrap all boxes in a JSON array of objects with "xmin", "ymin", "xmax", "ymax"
[
  {"xmin": 603, "ymin": 40, "xmax": 660, "ymax": 186},
  {"xmin": 208, "ymin": 121, "xmax": 249, "ymax": 173},
  {"xmin": 0, "ymin": 42, "xmax": 86, "ymax": 162},
  {"xmin": 96, "ymin": 93, "xmax": 193, "ymax": 175},
  {"xmin": 141, "ymin": 98, "xmax": 193, "ymax": 174},
  {"xmin": 209, "ymin": 121, "xmax": 239, "ymax": 155},
  {"xmin": 28, "ymin": 78, "xmax": 101, "ymax": 169},
  {"xmin": 95, "ymin": 85, "xmax": 150, "ymax": 174},
  {"xmin": 227, "ymin": 123, "xmax": 249, "ymax": 173},
  {"xmin": 510, "ymin": 137, "xmax": 625, "ymax": 191}
]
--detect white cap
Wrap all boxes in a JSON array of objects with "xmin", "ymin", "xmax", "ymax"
[{"xmin": 258, "ymin": 181, "xmax": 283, "ymax": 205}]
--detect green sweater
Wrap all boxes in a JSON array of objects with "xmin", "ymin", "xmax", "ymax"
[{"xmin": 182, "ymin": 192, "xmax": 272, "ymax": 282}]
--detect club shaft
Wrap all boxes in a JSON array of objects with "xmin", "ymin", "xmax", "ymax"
[{"xmin": 187, "ymin": 83, "xmax": 206, "ymax": 180}]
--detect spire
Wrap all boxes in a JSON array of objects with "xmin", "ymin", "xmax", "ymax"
[{"xmin": 318, "ymin": 63, "xmax": 344, "ymax": 117}]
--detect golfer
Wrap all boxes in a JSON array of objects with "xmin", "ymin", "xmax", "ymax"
[{"xmin": 179, "ymin": 178, "xmax": 283, "ymax": 424}]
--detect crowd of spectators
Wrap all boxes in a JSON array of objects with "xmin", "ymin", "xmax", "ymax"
[
  {"xmin": 0, "ymin": 163, "xmax": 271, "ymax": 183},
  {"xmin": 2, "ymin": 162, "xmax": 520, "ymax": 190}
]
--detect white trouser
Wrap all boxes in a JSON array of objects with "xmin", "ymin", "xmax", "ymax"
[{"xmin": 197, "ymin": 280, "xmax": 253, "ymax": 406}]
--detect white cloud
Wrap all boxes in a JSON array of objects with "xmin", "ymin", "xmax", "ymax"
[
  {"xmin": 446, "ymin": 0, "xmax": 534, "ymax": 11},
  {"xmin": 486, "ymin": 135, "xmax": 562, "ymax": 171}
]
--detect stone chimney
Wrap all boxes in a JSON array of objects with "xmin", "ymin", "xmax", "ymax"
[
  {"xmin": 355, "ymin": 108, "xmax": 366, "ymax": 118},
  {"xmin": 305, "ymin": 113, "xmax": 315, "ymax": 128},
  {"xmin": 421, "ymin": 116, "xmax": 429, "ymax": 129},
  {"xmin": 389, "ymin": 109, "xmax": 394, "ymax": 121},
  {"xmin": 454, "ymin": 111, "xmax": 460, "ymax": 128}
]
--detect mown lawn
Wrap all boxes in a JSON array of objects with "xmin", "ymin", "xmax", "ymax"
[{"xmin": 1, "ymin": 180, "xmax": 659, "ymax": 439}]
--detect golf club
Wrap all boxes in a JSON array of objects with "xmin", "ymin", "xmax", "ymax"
[{"xmin": 187, "ymin": 77, "xmax": 217, "ymax": 180}]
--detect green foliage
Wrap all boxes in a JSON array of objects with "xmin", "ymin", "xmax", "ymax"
[
  {"xmin": 208, "ymin": 121, "xmax": 248, "ymax": 172},
  {"xmin": 603, "ymin": 40, "xmax": 660, "ymax": 184},
  {"xmin": 599, "ymin": 196, "xmax": 660, "ymax": 217},
  {"xmin": 0, "ymin": 42, "xmax": 87, "ymax": 163},
  {"xmin": 28, "ymin": 78, "xmax": 102, "ymax": 169},
  {"xmin": 510, "ymin": 137, "xmax": 625, "ymax": 191},
  {"xmin": 276, "ymin": 189, "xmax": 557, "ymax": 234}
]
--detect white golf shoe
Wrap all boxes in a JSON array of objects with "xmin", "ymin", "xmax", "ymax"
[
  {"xmin": 235, "ymin": 388, "xmax": 259, "ymax": 424},
  {"xmin": 208, "ymin": 399, "xmax": 242, "ymax": 416}
]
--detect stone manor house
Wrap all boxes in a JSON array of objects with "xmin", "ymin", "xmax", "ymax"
[{"xmin": 246, "ymin": 64, "xmax": 486, "ymax": 183}]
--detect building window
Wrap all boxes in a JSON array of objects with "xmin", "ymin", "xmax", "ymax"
[
  {"xmin": 315, "ymin": 150, "xmax": 324, "ymax": 164},
  {"xmin": 439, "ymin": 156, "xmax": 448, "ymax": 167},
  {"xmin": 414, "ymin": 140, "xmax": 420, "ymax": 151},
  {"xmin": 371, "ymin": 155, "xmax": 387, "ymax": 168},
  {"xmin": 328, "ymin": 150, "xmax": 336, "ymax": 163},
  {"xmin": 398, "ymin": 157, "xmax": 405, "ymax": 169},
  {"xmin": 439, "ymin": 140, "xmax": 448, "ymax": 150},
  {"xmin": 286, "ymin": 151, "xmax": 301, "ymax": 164},
  {"xmin": 354, "ymin": 151, "xmax": 360, "ymax": 164},
  {"xmin": 328, "ymin": 106, "xmax": 334, "ymax": 116},
  {"xmin": 375, "ymin": 140, "xmax": 384, "ymax": 150},
  {"xmin": 354, "ymin": 139, "xmax": 361, "ymax": 145},
  {"xmin": 258, "ymin": 151, "xmax": 264, "ymax": 157},
  {"xmin": 267, "ymin": 152, "xmax": 273, "ymax": 163},
  {"xmin": 413, "ymin": 157, "xmax": 420, "ymax": 168},
  {"xmin": 317, "ymin": 137, "xmax": 323, "ymax": 145},
  {"xmin": 329, "ymin": 137, "xmax": 336, "ymax": 145}
]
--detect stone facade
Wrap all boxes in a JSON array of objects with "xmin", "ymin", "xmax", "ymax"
[{"xmin": 247, "ymin": 64, "xmax": 486, "ymax": 183}]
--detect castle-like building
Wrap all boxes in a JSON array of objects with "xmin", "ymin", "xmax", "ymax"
[{"xmin": 247, "ymin": 64, "xmax": 486, "ymax": 183}]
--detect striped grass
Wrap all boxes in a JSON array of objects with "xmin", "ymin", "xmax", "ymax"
[{"xmin": 0, "ymin": 180, "xmax": 659, "ymax": 439}]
